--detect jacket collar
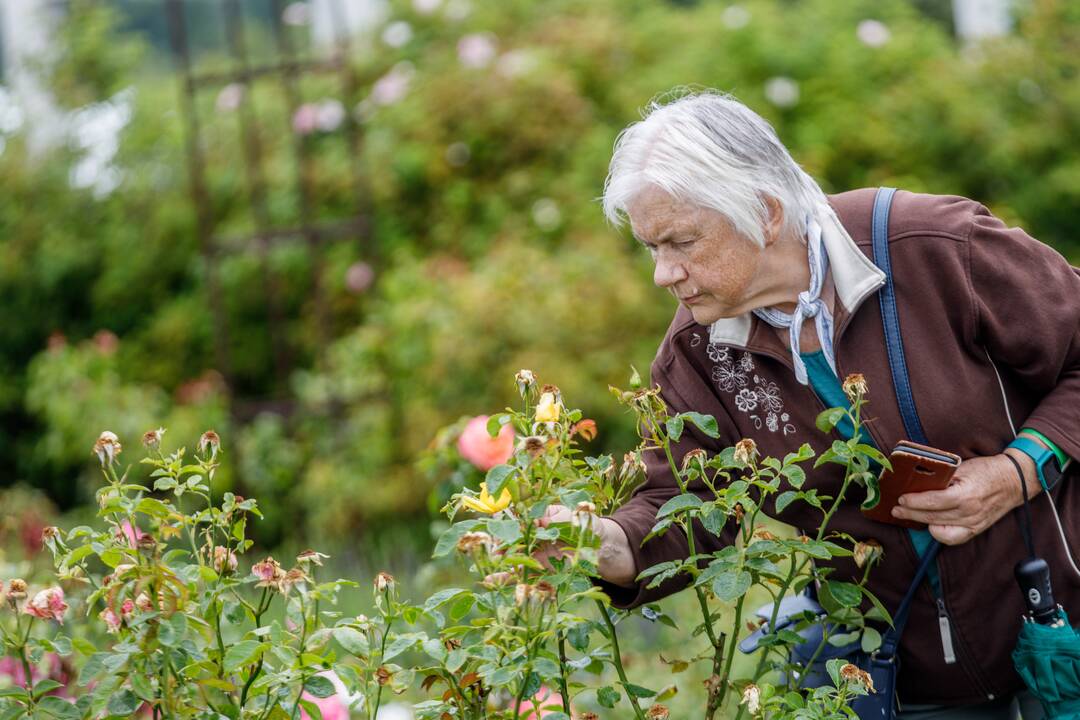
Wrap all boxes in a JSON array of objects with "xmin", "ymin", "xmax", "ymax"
[{"xmin": 708, "ymin": 201, "xmax": 885, "ymax": 347}]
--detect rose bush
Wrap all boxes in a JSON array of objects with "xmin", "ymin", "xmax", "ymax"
[{"xmin": 2, "ymin": 370, "xmax": 886, "ymax": 718}]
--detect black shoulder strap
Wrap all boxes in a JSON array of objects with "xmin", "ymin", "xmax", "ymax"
[{"xmin": 869, "ymin": 187, "xmax": 941, "ymax": 661}]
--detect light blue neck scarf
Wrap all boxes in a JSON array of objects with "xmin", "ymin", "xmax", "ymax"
[{"xmin": 752, "ymin": 216, "xmax": 835, "ymax": 385}]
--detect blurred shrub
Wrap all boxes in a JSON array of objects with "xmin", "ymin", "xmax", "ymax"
[{"xmin": 2, "ymin": 0, "xmax": 1079, "ymax": 550}]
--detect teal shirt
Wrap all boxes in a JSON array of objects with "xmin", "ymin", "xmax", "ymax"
[{"xmin": 800, "ymin": 350, "xmax": 940, "ymax": 595}]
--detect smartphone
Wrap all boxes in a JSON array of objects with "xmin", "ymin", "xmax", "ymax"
[{"xmin": 861, "ymin": 441, "xmax": 961, "ymax": 529}]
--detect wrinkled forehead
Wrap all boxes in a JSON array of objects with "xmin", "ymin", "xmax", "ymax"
[{"xmin": 626, "ymin": 186, "xmax": 716, "ymax": 241}]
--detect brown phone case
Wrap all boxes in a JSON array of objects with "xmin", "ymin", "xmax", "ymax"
[{"xmin": 861, "ymin": 441, "xmax": 961, "ymax": 529}]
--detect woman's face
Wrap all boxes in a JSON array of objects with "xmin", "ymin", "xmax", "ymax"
[{"xmin": 626, "ymin": 186, "xmax": 767, "ymax": 326}]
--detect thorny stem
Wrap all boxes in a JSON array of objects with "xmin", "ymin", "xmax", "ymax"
[
  {"xmin": 372, "ymin": 591, "xmax": 393, "ymax": 720},
  {"xmin": 239, "ymin": 587, "xmax": 271, "ymax": 707},
  {"xmin": 557, "ymin": 630, "xmax": 572, "ymax": 715},
  {"xmin": 596, "ymin": 600, "xmax": 648, "ymax": 720}
]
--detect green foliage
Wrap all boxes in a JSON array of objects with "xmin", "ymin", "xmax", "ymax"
[{"xmin": 3, "ymin": 0, "xmax": 1080, "ymax": 554}]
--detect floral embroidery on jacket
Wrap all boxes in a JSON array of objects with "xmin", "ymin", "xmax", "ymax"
[{"xmin": 705, "ymin": 342, "xmax": 796, "ymax": 435}]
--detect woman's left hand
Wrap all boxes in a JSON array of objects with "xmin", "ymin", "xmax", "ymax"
[{"xmin": 891, "ymin": 450, "xmax": 1041, "ymax": 545}]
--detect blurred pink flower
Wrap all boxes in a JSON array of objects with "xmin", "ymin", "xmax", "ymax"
[
  {"xmin": 0, "ymin": 653, "xmax": 68, "ymax": 695},
  {"xmin": 292, "ymin": 103, "xmax": 320, "ymax": 135},
  {"xmin": 345, "ymin": 262, "xmax": 375, "ymax": 293},
  {"xmin": 856, "ymin": 19, "xmax": 891, "ymax": 47},
  {"xmin": 215, "ymin": 83, "xmax": 245, "ymax": 113},
  {"xmin": 457, "ymin": 33, "xmax": 497, "ymax": 68},
  {"xmin": 23, "ymin": 587, "xmax": 68, "ymax": 624},
  {"xmin": 521, "ymin": 685, "xmax": 559, "ymax": 719},
  {"xmin": 299, "ymin": 671, "xmax": 353, "ymax": 720},
  {"xmin": 117, "ymin": 520, "xmax": 145, "ymax": 548},
  {"xmin": 371, "ymin": 63, "xmax": 414, "ymax": 106},
  {"xmin": 458, "ymin": 415, "xmax": 514, "ymax": 471},
  {"xmin": 100, "ymin": 607, "xmax": 122, "ymax": 633},
  {"xmin": 93, "ymin": 329, "xmax": 119, "ymax": 354},
  {"xmin": 316, "ymin": 99, "xmax": 345, "ymax": 132}
]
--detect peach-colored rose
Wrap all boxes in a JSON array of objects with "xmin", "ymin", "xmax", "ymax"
[
  {"xmin": 457, "ymin": 415, "xmax": 514, "ymax": 471},
  {"xmin": 24, "ymin": 587, "xmax": 68, "ymax": 624}
]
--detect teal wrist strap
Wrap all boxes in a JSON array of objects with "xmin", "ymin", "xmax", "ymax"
[
  {"xmin": 1019, "ymin": 428, "xmax": 1069, "ymax": 469},
  {"xmin": 1008, "ymin": 435, "xmax": 1060, "ymax": 491}
]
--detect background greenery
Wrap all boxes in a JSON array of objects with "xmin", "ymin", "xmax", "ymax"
[{"xmin": 2, "ymin": 0, "xmax": 1079, "ymax": 581}]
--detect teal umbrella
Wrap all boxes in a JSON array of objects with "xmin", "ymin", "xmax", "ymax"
[{"xmin": 1012, "ymin": 609, "xmax": 1080, "ymax": 720}]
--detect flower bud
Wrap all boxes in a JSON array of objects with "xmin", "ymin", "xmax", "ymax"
[
  {"xmin": 853, "ymin": 539, "xmax": 884, "ymax": 569},
  {"xmin": 93, "ymin": 431, "xmax": 122, "ymax": 467}
]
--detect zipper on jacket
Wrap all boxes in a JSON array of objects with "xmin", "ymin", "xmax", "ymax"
[{"xmin": 934, "ymin": 597, "xmax": 957, "ymax": 664}]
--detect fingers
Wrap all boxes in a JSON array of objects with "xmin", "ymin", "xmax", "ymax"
[{"xmin": 929, "ymin": 524, "xmax": 974, "ymax": 546}]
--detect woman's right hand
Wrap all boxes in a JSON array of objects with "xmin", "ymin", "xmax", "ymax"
[{"xmin": 538, "ymin": 504, "xmax": 638, "ymax": 589}]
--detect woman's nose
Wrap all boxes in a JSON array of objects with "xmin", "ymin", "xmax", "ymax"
[{"xmin": 653, "ymin": 252, "xmax": 688, "ymax": 289}]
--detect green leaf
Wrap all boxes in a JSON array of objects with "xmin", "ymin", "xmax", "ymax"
[
  {"xmin": 433, "ymin": 522, "xmax": 482, "ymax": 558},
  {"xmin": 487, "ymin": 518, "xmax": 521, "ymax": 546},
  {"xmin": 485, "ymin": 464, "xmax": 516, "ymax": 497},
  {"xmin": 106, "ymin": 689, "xmax": 140, "ymax": 717},
  {"xmin": 36, "ymin": 696, "xmax": 81, "ymax": 720},
  {"xmin": 665, "ymin": 416, "xmax": 684, "ymax": 441},
  {"xmin": 449, "ymin": 593, "xmax": 475, "ymax": 622},
  {"xmin": 381, "ymin": 635, "xmax": 416, "ymax": 662},
  {"xmin": 135, "ymin": 497, "xmax": 172, "ymax": 519},
  {"xmin": 781, "ymin": 465, "xmax": 806, "ymax": 489},
  {"xmin": 298, "ymin": 698, "xmax": 323, "ymax": 720},
  {"xmin": 711, "ymin": 570, "xmax": 752, "ymax": 602},
  {"xmin": 224, "ymin": 640, "xmax": 268, "ymax": 672},
  {"xmin": 824, "ymin": 580, "xmax": 862, "ymax": 608},
  {"xmin": 815, "ymin": 407, "xmax": 846, "ymax": 434},
  {"xmin": 332, "ymin": 627, "xmax": 369, "ymax": 656},
  {"xmin": 626, "ymin": 684, "xmax": 656, "ymax": 698},
  {"xmin": 304, "ymin": 675, "xmax": 336, "ymax": 699},
  {"xmin": 159, "ymin": 613, "xmax": 187, "ymax": 648},
  {"xmin": 774, "ymin": 490, "xmax": 798, "ymax": 514},
  {"xmin": 32, "ymin": 680, "xmax": 63, "ymax": 699},
  {"xmin": 423, "ymin": 587, "xmax": 467, "ymax": 611},
  {"xmin": 681, "ymin": 412, "xmax": 720, "ymax": 438},
  {"xmin": 826, "ymin": 658, "xmax": 845, "ymax": 687},
  {"xmin": 486, "ymin": 413, "xmax": 510, "ymax": 437},
  {"xmin": 597, "ymin": 686, "xmax": 620, "ymax": 708},
  {"xmin": 861, "ymin": 626, "xmax": 883, "ymax": 653},
  {"xmin": 656, "ymin": 493, "xmax": 702, "ymax": 519}
]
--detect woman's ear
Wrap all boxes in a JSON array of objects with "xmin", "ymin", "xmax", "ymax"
[{"xmin": 762, "ymin": 196, "xmax": 785, "ymax": 247}]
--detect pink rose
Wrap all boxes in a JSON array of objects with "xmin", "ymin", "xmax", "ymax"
[
  {"xmin": 521, "ymin": 685, "xmax": 559, "ymax": 719},
  {"xmin": 23, "ymin": 587, "xmax": 68, "ymax": 624},
  {"xmin": 299, "ymin": 671, "xmax": 355, "ymax": 720},
  {"xmin": 458, "ymin": 415, "xmax": 514, "ymax": 471}
]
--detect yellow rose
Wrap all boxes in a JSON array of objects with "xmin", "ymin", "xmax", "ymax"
[
  {"xmin": 534, "ymin": 392, "xmax": 561, "ymax": 423},
  {"xmin": 460, "ymin": 482, "xmax": 512, "ymax": 514}
]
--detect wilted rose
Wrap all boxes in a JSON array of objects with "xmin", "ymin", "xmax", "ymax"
[
  {"xmin": 23, "ymin": 587, "xmax": 67, "ymax": 624},
  {"xmin": 7, "ymin": 578, "xmax": 27, "ymax": 599},
  {"xmin": 514, "ymin": 369, "xmax": 537, "ymax": 398},
  {"xmin": 296, "ymin": 549, "xmax": 329, "ymax": 567},
  {"xmin": 142, "ymin": 427, "xmax": 165, "ymax": 450},
  {"xmin": 741, "ymin": 683, "xmax": 761, "ymax": 714},
  {"xmin": 646, "ymin": 705, "xmax": 670, "ymax": 720},
  {"xmin": 92, "ymin": 431, "xmax": 122, "ymax": 467},
  {"xmin": 733, "ymin": 438, "xmax": 758, "ymax": 466},
  {"xmin": 212, "ymin": 546, "xmax": 238, "ymax": 574},
  {"xmin": 198, "ymin": 430, "xmax": 221, "ymax": 459},
  {"xmin": 374, "ymin": 572, "xmax": 395, "ymax": 594},
  {"xmin": 100, "ymin": 607, "xmax": 122, "ymax": 634},
  {"xmin": 252, "ymin": 557, "xmax": 285, "ymax": 590},
  {"xmin": 456, "ymin": 531, "xmax": 494, "ymax": 555},
  {"xmin": 842, "ymin": 373, "xmax": 869, "ymax": 402},
  {"xmin": 840, "ymin": 663, "xmax": 876, "ymax": 692},
  {"xmin": 853, "ymin": 539, "xmax": 884, "ymax": 569}
]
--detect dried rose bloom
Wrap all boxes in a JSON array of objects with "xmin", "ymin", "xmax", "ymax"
[
  {"xmin": 840, "ymin": 663, "xmax": 876, "ymax": 692},
  {"xmin": 571, "ymin": 501, "xmax": 598, "ymax": 532},
  {"xmin": 619, "ymin": 451, "xmax": 647, "ymax": 485},
  {"xmin": 281, "ymin": 568, "xmax": 308, "ymax": 594},
  {"xmin": 646, "ymin": 705, "xmax": 670, "ymax": 720},
  {"xmin": 142, "ymin": 427, "xmax": 166, "ymax": 450},
  {"xmin": 100, "ymin": 607, "xmax": 122, "ymax": 634},
  {"xmin": 120, "ymin": 598, "xmax": 135, "ymax": 620},
  {"xmin": 456, "ymin": 531, "xmax": 494, "ymax": 555},
  {"xmin": 135, "ymin": 592, "xmax": 153, "ymax": 612},
  {"xmin": 514, "ymin": 369, "xmax": 537, "ymax": 398},
  {"xmin": 252, "ymin": 557, "xmax": 285, "ymax": 589},
  {"xmin": 296, "ymin": 549, "xmax": 329, "ymax": 567},
  {"xmin": 853, "ymin": 539, "xmax": 884, "ymax": 569},
  {"xmin": 522, "ymin": 435, "xmax": 547, "ymax": 458},
  {"xmin": 741, "ymin": 683, "xmax": 761, "ymax": 714},
  {"xmin": 532, "ymin": 581, "xmax": 557, "ymax": 604},
  {"xmin": 23, "ymin": 587, "xmax": 68, "ymax": 624},
  {"xmin": 733, "ymin": 438, "xmax": 758, "ymax": 466},
  {"xmin": 92, "ymin": 431, "xmax": 122, "ymax": 466},
  {"xmin": 41, "ymin": 526, "xmax": 60, "ymax": 542},
  {"xmin": 198, "ymin": 430, "xmax": 221, "ymax": 458},
  {"xmin": 374, "ymin": 572, "xmax": 395, "ymax": 593},
  {"xmin": 375, "ymin": 667, "xmax": 393, "ymax": 686},
  {"xmin": 842, "ymin": 373, "xmax": 869, "ymax": 402},
  {"xmin": 752, "ymin": 528, "xmax": 777, "ymax": 542},
  {"xmin": 7, "ymin": 578, "xmax": 27, "ymax": 599},
  {"xmin": 212, "ymin": 546, "xmax": 239, "ymax": 574},
  {"xmin": 681, "ymin": 448, "xmax": 708, "ymax": 472},
  {"xmin": 514, "ymin": 583, "xmax": 531, "ymax": 607}
]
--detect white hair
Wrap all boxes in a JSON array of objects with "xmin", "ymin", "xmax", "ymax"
[{"xmin": 602, "ymin": 90, "xmax": 828, "ymax": 248}]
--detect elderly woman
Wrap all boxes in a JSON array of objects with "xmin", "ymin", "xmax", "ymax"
[{"xmin": 559, "ymin": 92, "xmax": 1080, "ymax": 719}]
